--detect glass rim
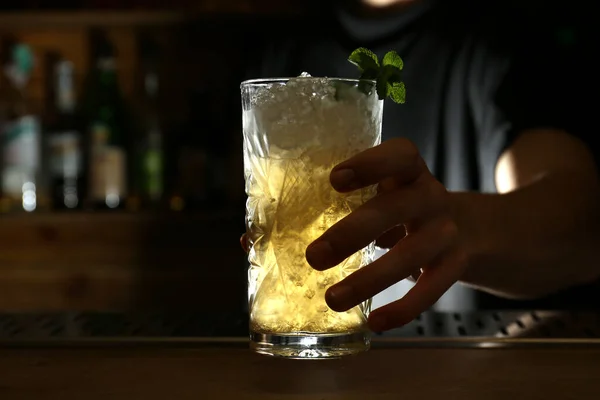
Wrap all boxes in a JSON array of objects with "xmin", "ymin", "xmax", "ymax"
[{"xmin": 241, "ymin": 77, "xmax": 376, "ymax": 88}]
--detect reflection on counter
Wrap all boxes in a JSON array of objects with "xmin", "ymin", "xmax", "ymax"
[{"xmin": 1, "ymin": 311, "xmax": 599, "ymax": 341}]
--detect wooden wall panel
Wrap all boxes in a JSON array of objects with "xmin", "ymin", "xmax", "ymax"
[{"xmin": 0, "ymin": 212, "xmax": 247, "ymax": 311}]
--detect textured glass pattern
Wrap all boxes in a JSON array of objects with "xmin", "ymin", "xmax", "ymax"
[{"xmin": 242, "ymin": 77, "xmax": 382, "ymax": 335}]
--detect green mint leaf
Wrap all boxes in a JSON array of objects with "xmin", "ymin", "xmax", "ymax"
[
  {"xmin": 376, "ymin": 78, "xmax": 389, "ymax": 101},
  {"xmin": 348, "ymin": 47, "xmax": 406, "ymax": 104},
  {"xmin": 389, "ymin": 81, "xmax": 406, "ymax": 104},
  {"xmin": 377, "ymin": 64, "xmax": 404, "ymax": 101},
  {"xmin": 382, "ymin": 50, "xmax": 404, "ymax": 71},
  {"xmin": 359, "ymin": 69, "xmax": 379, "ymax": 80},
  {"xmin": 380, "ymin": 64, "xmax": 403, "ymax": 85},
  {"xmin": 348, "ymin": 47, "xmax": 380, "ymax": 76}
]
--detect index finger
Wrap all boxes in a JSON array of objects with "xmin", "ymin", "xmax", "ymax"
[{"xmin": 330, "ymin": 138, "xmax": 426, "ymax": 192}]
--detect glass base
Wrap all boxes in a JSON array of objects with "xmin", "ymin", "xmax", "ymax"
[{"xmin": 250, "ymin": 330, "xmax": 371, "ymax": 359}]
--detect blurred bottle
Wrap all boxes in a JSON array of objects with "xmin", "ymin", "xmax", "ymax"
[
  {"xmin": 179, "ymin": 87, "xmax": 230, "ymax": 211},
  {"xmin": 0, "ymin": 37, "xmax": 41, "ymax": 213},
  {"xmin": 170, "ymin": 99, "xmax": 208, "ymax": 213},
  {"xmin": 172, "ymin": 142, "xmax": 207, "ymax": 212},
  {"xmin": 131, "ymin": 31, "xmax": 164, "ymax": 210},
  {"xmin": 44, "ymin": 52, "xmax": 84, "ymax": 210},
  {"xmin": 81, "ymin": 29, "xmax": 129, "ymax": 210}
]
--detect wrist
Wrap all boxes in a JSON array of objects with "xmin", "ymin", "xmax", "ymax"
[
  {"xmin": 448, "ymin": 191, "xmax": 514, "ymax": 292},
  {"xmin": 450, "ymin": 192, "xmax": 496, "ymax": 263}
]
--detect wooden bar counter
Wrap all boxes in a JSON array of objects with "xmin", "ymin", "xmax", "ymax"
[{"xmin": 0, "ymin": 339, "xmax": 599, "ymax": 399}]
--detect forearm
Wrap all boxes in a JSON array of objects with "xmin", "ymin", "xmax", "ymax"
[{"xmin": 452, "ymin": 171, "xmax": 600, "ymax": 299}]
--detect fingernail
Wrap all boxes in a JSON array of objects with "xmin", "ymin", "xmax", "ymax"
[
  {"xmin": 306, "ymin": 241, "xmax": 334, "ymax": 270},
  {"xmin": 326, "ymin": 285, "xmax": 352, "ymax": 311},
  {"xmin": 330, "ymin": 168, "xmax": 356, "ymax": 189},
  {"xmin": 368, "ymin": 313, "xmax": 388, "ymax": 332}
]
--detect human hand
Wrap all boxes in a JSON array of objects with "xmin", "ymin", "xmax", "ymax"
[{"xmin": 304, "ymin": 138, "xmax": 467, "ymax": 332}]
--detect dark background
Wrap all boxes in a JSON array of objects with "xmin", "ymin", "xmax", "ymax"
[{"xmin": 0, "ymin": 0, "xmax": 595, "ymax": 314}]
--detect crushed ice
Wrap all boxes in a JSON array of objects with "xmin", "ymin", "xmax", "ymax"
[{"xmin": 245, "ymin": 72, "xmax": 380, "ymax": 159}]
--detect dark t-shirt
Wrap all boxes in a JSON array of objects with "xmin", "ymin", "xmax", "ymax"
[
  {"xmin": 249, "ymin": 0, "xmax": 581, "ymax": 192},
  {"xmin": 244, "ymin": 0, "xmax": 597, "ymax": 309}
]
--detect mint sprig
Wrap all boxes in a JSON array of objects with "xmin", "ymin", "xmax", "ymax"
[{"xmin": 348, "ymin": 47, "xmax": 406, "ymax": 104}]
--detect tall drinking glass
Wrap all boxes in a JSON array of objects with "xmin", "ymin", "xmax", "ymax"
[{"xmin": 241, "ymin": 77, "xmax": 383, "ymax": 359}]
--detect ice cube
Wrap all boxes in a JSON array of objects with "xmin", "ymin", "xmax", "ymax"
[{"xmin": 246, "ymin": 72, "xmax": 381, "ymax": 162}]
